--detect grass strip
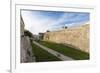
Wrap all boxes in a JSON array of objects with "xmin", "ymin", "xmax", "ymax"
[
  {"xmin": 38, "ymin": 41, "xmax": 89, "ymax": 60},
  {"xmin": 31, "ymin": 42, "xmax": 61, "ymax": 62}
]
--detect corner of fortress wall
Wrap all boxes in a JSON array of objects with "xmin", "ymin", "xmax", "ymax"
[{"xmin": 43, "ymin": 24, "xmax": 90, "ymax": 53}]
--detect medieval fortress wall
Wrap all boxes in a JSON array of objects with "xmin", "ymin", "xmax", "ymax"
[
  {"xmin": 20, "ymin": 16, "xmax": 35, "ymax": 63},
  {"xmin": 43, "ymin": 24, "xmax": 90, "ymax": 53}
]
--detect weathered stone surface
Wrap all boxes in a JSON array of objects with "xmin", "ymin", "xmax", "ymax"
[
  {"xmin": 21, "ymin": 36, "xmax": 35, "ymax": 63},
  {"xmin": 20, "ymin": 16, "xmax": 35, "ymax": 63},
  {"xmin": 43, "ymin": 24, "xmax": 89, "ymax": 53}
]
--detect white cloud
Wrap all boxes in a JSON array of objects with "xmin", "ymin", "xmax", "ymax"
[
  {"xmin": 65, "ymin": 21, "xmax": 89, "ymax": 28},
  {"xmin": 21, "ymin": 11, "xmax": 55, "ymax": 34},
  {"xmin": 21, "ymin": 11, "xmax": 89, "ymax": 35}
]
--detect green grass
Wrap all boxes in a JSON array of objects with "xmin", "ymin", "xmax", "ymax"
[
  {"xmin": 31, "ymin": 42, "xmax": 61, "ymax": 62},
  {"xmin": 38, "ymin": 41, "xmax": 90, "ymax": 60}
]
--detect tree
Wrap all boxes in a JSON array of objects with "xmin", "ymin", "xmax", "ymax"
[
  {"xmin": 62, "ymin": 26, "xmax": 68, "ymax": 29},
  {"xmin": 65, "ymin": 26, "xmax": 68, "ymax": 29},
  {"xmin": 24, "ymin": 30, "xmax": 33, "ymax": 38},
  {"xmin": 46, "ymin": 30, "xmax": 50, "ymax": 32}
]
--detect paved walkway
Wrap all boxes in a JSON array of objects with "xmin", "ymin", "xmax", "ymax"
[{"xmin": 33, "ymin": 41, "xmax": 73, "ymax": 61}]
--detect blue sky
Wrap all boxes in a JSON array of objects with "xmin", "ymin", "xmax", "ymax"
[{"xmin": 21, "ymin": 10, "xmax": 90, "ymax": 35}]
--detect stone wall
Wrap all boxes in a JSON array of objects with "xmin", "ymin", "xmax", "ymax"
[
  {"xmin": 43, "ymin": 24, "xmax": 89, "ymax": 53},
  {"xmin": 20, "ymin": 16, "xmax": 35, "ymax": 63}
]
